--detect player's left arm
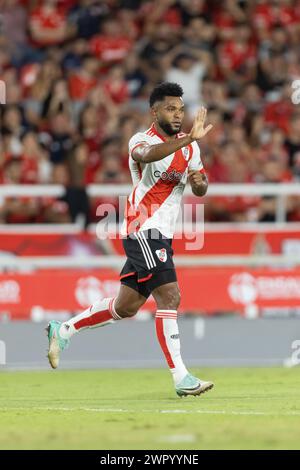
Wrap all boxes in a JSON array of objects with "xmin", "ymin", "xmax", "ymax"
[{"xmin": 188, "ymin": 142, "xmax": 208, "ymax": 197}]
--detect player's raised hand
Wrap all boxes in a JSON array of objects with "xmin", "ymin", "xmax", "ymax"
[{"xmin": 189, "ymin": 107, "xmax": 213, "ymax": 140}]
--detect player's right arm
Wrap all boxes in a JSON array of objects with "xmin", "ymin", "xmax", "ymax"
[{"xmin": 132, "ymin": 108, "xmax": 213, "ymax": 164}]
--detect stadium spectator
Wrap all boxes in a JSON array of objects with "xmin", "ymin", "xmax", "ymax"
[
  {"xmin": 29, "ymin": 0, "xmax": 72, "ymax": 47},
  {"xmin": 68, "ymin": 55, "xmax": 98, "ymax": 108},
  {"xmin": 165, "ymin": 51, "xmax": 207, "ymax": 115},
  {"xmin": 68, "ymin": 0, "xmax": 110, "ymax": 39},
  {"xmin": 89, "ymin": 17, "xmax": 133, "ymax": 65}
]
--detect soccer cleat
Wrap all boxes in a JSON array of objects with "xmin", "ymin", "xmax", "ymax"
[
  {"xmin": 175, "ymin": 373, "xmax": 214, "ymax": 397},
  {"xmin": 46, "ymin": 320, "xmax": 70, "ymax": 369}
]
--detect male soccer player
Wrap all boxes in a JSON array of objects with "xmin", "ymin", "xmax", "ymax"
[{"xmin": 46, "ymin": 82, "xmax": 214, "ymax": 397}]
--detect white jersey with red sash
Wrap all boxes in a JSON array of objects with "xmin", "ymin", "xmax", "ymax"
[{"xmin": 121, "ymin": 123, "xmax": 205, "ymax": 239}]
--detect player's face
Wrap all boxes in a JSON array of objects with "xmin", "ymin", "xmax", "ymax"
[{"xmin": 154, "ymin": 97, "xmax": 185, "ymax": 136}]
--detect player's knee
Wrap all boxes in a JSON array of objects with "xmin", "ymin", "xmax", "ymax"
[{"xmin": 155, "ymin": 285, "xmax": 181, "ymax": 311}]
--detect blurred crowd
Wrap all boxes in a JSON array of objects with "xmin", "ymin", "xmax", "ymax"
[{"xmin": 1, "ymin": 0, "xmax": 300, "ymax": 224}]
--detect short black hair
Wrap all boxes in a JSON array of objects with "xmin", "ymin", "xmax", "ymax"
[{"xmin": 149, "ymin": 82, "xmax": 183, "ymax": 107}]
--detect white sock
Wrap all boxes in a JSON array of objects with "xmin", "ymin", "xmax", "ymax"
[
  {"xmin": 155, "ymin": 309, "xmax": 189, "ymax": 385},
  {"xmin": 59, "ymin": 297, "xmax": 121, "ymax": 340}
]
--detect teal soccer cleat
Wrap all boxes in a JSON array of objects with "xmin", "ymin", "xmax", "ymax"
[
  {"xmin": 46, "ymin": 321, "xmax": 70, "ymax": 369},
  {"xmin": 175, "ymin": 373, "xmax": 214, "ymax": 397}
]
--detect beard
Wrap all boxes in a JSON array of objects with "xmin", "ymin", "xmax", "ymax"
[{"xmin": 157, "ymin": 118, "xmax": 181, "ymax": 136}]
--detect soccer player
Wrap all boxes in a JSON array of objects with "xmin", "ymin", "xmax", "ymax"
[{"xmin": 46, "ymin": 82, "xmax": 214, "ymax": 397}]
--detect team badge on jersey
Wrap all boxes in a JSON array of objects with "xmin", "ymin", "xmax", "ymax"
[
  {"xmin": 156, "ymin": 248, "xmax": 167, "ymax": 262},
  {"xmin": 183, "ymin": 147, "xmax": 189, "ymax": 161}
]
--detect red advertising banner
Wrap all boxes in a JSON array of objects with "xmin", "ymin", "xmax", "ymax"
[{"xmin": 1, "ymin": 268, "xmax": 300, "ymax": 320}]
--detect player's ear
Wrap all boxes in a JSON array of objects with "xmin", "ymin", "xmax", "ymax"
[{"xmin": 150, "ymin": 105, "xmax": 158, "ymax": 121}]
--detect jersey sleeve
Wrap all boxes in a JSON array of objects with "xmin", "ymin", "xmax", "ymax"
[
  {"xmin": 128, "ymin": 132, "xmax": 153, "ymax": 159},
  {"xmin": 188, "ymin": 141, "xmax": 204, "ymax": 172}
]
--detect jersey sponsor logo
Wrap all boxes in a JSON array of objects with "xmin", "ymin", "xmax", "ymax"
[
  {"xmin": 156, "ymin": 248, "xmax": 167, "ymax": 262},
  {"xmin": 154, "ymin": 169, "xmax": 184, "ymax": 182}
]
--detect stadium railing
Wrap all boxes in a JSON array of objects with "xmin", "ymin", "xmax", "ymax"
[{"xmin": 1, "ymin": 182, "xmax": 300, "ymax": 222}]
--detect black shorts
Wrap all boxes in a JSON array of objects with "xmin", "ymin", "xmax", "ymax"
[{"xmin": 120, "ymin": 228, "xmax": 177, "ymax": 298}]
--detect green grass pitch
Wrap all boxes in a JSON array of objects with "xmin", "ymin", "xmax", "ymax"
[{"xmin": 0, "ymin": 368, "xmax": 300, "ymax": 450}]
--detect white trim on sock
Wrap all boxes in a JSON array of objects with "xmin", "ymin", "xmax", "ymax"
[
  {"xmin": 157, "ymin": 309, "xmax": 177, "ymax": 314},
  {"xmin": 110, "ymin": 298, "xmax": 122, "ymax": 320}
]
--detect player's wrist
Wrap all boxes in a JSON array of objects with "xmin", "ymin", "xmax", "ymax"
[{"xmin": 186, "ymin": 134, "xmax": 195, "ymax": 143}]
